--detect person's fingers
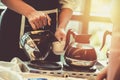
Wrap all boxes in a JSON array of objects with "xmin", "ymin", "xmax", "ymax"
[
  {"xmin": 28, "ymin": 16, "xmax": 39, "ymax": 30},
  {"xmin": 55, "ymin": 28, "xmax": 66, "ymax": 41},
  {"xmin": 96, "ymin": 67, "xmax": 107, "ymax": 80},
  {"xmin": 55, "ymin": 32, "xmax": 60, "ymax": 41},
  {"xmin": 29, "ymin": 22, "xmax": 37, "ymax": 30},
  {"xmin": 39, "ymin": 12, "xmax": 49, "ymax": 26},
  {"xmin": 58, "ymin": 37, "xmax": 61, "ymax": 41},
  {"xmin": 29, "ymin": 17, "xmax": 47, "ymax": 30},
  {"xmin": 55, "ymin": 34, "xmax": 66, "ymax": 41},
  {"xmin": 62, "ymin": 36, "xmax": 66, "ymax": 41},
  {"xmin": 33, "ymin": 18, "xmax": 41, "ymax": 29},
  {"xmin": 58, "ymin": 35, "xmax": 65, "ymax": 41},
  {"xmin": 40, "ymin": 15, "xmax": 48, "ymax": 26},
  {"xmin": 31, "ymin": 19, "xmax": 41, "ymax": 30},
  {"xmin": 97, "ymin": 73, "xmax": 106, "ymax": 80},
  {"xmin": 32, "ymin": 15, "xmax": 49, "ymax": 29},
  {"xmin": 46, "ymin": 15, "xmax": 51, "ymax": 26},
  {"xmin": 28, "ymin": 11, "xmax": 51, "ymax": 30}
]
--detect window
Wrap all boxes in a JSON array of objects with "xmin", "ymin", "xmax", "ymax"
[{"xmin": 90, "ymin": 0, "xmax": 111, "ymax": 17}]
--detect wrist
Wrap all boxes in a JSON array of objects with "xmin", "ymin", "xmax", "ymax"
[
  {"xmin": 56, "ymin": 27, "xmax": 65, "ymax": 32},
  {"xmin": 57, "ymin": 26, "xmax": 66, "ymax": 30}
]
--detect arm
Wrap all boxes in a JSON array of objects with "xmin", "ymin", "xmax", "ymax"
[
  {"xmin": 58, "ymin": 8, "xmax": 73, "ymax": 30},
  {"xmin": 1, "ymin": 0, "xmax": 36, "ymax": 17},
  {"xmin": 97, "ymin": 0, "xmax": 120, "ymax": 80},
  {"xmin": 1, "ymin": 0, "xmax": 51, "ymax": 30},
  {"xmin": 96, "ymin": 66, "xmax": 107, "ymax": 80},
  {"xmin": 108, "ymin": 0, "xmax": 120, "ymax": 80},
  {"xmin": 55, "ymin": 0, "xmax": 77, "ymax": 41},
  {"xmin": 58, "ymin": 0, "xmax": 76, "ymax": 29},
  {"xmin": 55, "ymin": 8, "xmax": 73, "ymax": 41}
]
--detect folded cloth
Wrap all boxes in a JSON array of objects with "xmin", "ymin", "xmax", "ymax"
[
  {"xmin": 0, "ymin": 57, "xmax": 30, "ymax": 72},
  {"xmin": 11, "ymin": 57, "xmax": 30, "ymax": 72},
  {"xmin": 0, "ymin": 66, "xmax": 23, "ymax": 80},
  {"xmin": 0, "ymin": 57, "xmax": 30, "ymax": 80}
]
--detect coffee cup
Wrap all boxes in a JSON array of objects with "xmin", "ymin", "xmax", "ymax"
[{"xmin": 52, "ymin": 41, "xmax": 65, "ymax": 55}]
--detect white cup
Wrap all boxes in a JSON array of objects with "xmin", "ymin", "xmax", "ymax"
[{"xmin": 52, "ymin": 41, "xmax": 65, "ymax": 55}]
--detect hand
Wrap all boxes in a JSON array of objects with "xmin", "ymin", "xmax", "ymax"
[
  {"xmin": 55, "ymin": 27, "xmax": 66, "ymax": 41},
  {"xmin": 96, "ymin": 66, "xmax": 107, "ymax": 80},
  {"xmin": 27, "ymin": 11, "xmax": 51, "ymax": 30}
]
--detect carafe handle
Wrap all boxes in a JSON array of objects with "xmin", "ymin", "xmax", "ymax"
[
  {"xmin": 64, "ymin": 29, "xmax": 77, "ymax": 50},
  {"xmin": 100, "ymin": 30, "xmax": 112, "ymax": 50}
]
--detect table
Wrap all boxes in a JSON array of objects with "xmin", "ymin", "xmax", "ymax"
[{"xmin": 21, "ymin": 72, "xmax": 89, "ymax": 80}]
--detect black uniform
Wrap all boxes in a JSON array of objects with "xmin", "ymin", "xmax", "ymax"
[{"xmin": 0, "ymin": 0, "xmax": 60, "ymax": 61}]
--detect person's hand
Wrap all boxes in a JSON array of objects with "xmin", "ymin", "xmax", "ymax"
[
  {"xmin": 96, "ymin": 66, "xmax": 107, "ymax": 80},
  {"xmin": 55, "ymin": 27, "xmax": 66, "ymax": 41},
  {"xmin": 27, "ymin": 11, "xmax": 51, "ymax": 30}
]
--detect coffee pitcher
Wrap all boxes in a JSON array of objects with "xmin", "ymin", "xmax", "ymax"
[
  {"xmin": 100, "ymin": 30, "xmax": 112, "ymax": 58},
  {"xmin": 64, "ymin": 29, "xmax": 97, "ymax": 68},
  {"xmin": 20, "ymin": 30, "xmax": 56, "ymax": 61}
]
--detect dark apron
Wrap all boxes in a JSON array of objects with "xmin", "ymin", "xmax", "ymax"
[{"xmin": 0, "ymin": 0, "xmax": 60, "ymax": 61}]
